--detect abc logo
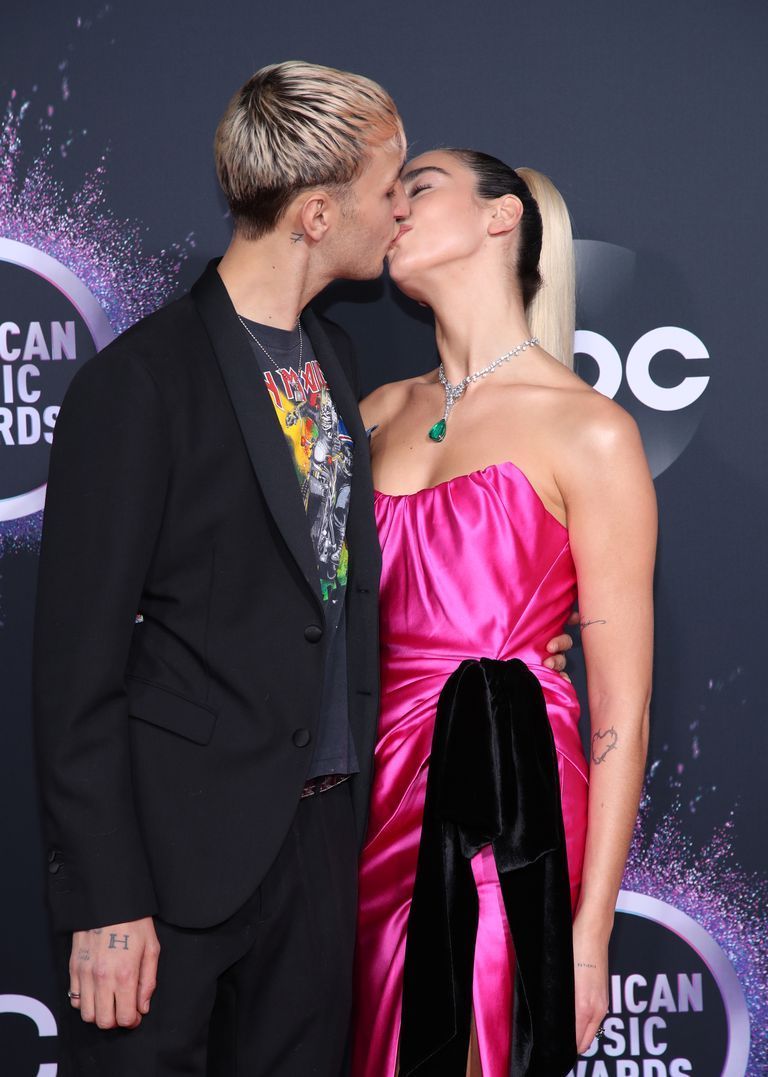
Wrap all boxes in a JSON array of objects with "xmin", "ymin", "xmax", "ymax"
[{"xmin": 574, "ymin": 241, "xmax": 711, "ymax": 479}]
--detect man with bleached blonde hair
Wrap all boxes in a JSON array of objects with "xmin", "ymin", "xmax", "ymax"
[{"xmin": 34, "ymin": 60, "xmax": 410, "ymax": 1075}]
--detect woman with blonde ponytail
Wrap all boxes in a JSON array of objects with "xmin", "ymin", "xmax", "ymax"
[{"xmin": 351, "ymin": 150, "xmax": 656, "ymax": 1077}]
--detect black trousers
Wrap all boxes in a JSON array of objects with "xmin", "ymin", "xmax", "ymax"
[{"xmin": 55, "ymin": 779, "xmax": 358, "ymax": 1076}]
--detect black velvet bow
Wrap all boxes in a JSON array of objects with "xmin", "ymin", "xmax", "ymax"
[{"xmin": 398, "ymin": 658, "xmax": 577, "ymax": 1077}]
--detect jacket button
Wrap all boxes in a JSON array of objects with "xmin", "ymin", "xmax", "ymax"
[
  {"xmin": 48, "ymin": 861, "xmax": 61, "ymax": 874},
  {"xmin": 292, "ymin": 728, "xmax": 311, "ymax": 748},
  {"xmin": 304, "ymin": 624, "xmax": 323, "ymax": 643}
]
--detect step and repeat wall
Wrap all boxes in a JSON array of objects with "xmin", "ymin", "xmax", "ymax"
[{"xmin": 1, "ymin": 2, "xmax": 766, "ymax": 1074}]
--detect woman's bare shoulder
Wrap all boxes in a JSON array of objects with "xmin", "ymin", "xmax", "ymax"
[
  {"xmin": 546, "ymin": 382, "xmax": 650, "ymax": 492},
  {"xmin": 512, "ymin": 365, "xmax": 645, "ymax": 470},
  {"xmin": 359, "ymin": 372, "xmax": 434, "ymax": 429},
  {"xmin": 565, "ymin": 386, "xmax": 641, "ymax": 454}
]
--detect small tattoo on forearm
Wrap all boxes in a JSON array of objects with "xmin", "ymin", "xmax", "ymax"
[
  {"xmin": 577, "ymin": 961, "xmax": 597, "ymax": 968},
  {"xmin": 91, "ymin": 928, "xmax": 103, "ymax": 935},
  {"xmin": 580, "ymin": 619, "xmax": 607, "ymax": 630},
  {"xmin": 77, "ymin": 949, "xmax": 90, "ymax": 961},
  {"xmin": 592, "ymin": 726, "xmax": 619, "ymax": 764},
  {"xmin": 108, "ymin": 933, "xmax": 130, "ymax": 950},
  {"xmin": 290, "ymin": 232, "xmax": 304, "ymax": 243}
]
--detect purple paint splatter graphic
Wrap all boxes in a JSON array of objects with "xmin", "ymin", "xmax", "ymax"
[
  {"xmin": 622, "ymin": 667, "xmax": 767, "ymax": 1074},
  {"xmin": 0, "ymin": 27, "xmax": 190, "ymax": 552}
]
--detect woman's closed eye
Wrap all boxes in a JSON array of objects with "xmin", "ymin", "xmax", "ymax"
[{"xmin": 408, "ymin": 183, "xmax": 432, "ymax": 198}]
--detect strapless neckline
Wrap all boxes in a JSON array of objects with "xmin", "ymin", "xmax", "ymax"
[{"xmin": 373, "ymin": 459, "xmax": 567, "ymax": 534}]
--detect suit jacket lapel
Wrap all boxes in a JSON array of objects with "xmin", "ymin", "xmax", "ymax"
[{"xmin": 191, "ymin": 262, "xmax": 323, "ymax": 612}]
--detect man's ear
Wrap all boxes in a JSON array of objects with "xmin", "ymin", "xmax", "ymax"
[
  {"xmin": 297, "ymin": 189, "xmax": 337, "ymax": 243},
  {"xmin": 487, "ymin": 193, "xmax": 524, "ymax": 237}
]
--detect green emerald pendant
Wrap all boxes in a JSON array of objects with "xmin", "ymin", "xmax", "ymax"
[{"xmin": 428, "ymin": 419, "xmax": 447, "ymax": 442}]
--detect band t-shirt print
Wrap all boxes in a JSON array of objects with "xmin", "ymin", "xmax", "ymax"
[
  {"xmin": 240, "ymin": 315, "xmax": 357, "ymax": 779},
  {"xmin": 241, "ymin": 317, "xmax": 353, "ymax": 616}
]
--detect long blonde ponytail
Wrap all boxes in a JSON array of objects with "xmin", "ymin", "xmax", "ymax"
[
  {"xmin": 447, "ymin": 151, "xmax": 576, "ymax": 370},
  {"xmin": 516, "ymin": 168, "xmax": 575, "ymax": 370}
]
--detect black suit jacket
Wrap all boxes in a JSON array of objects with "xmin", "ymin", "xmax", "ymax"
[{"xmin": 33, "ymin": 261, "xmax": 381, "ymax": 933}]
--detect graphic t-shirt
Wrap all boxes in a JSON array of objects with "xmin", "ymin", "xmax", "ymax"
[{"xmin": 241, "ymin": 316, "xmax": 358, "ymax": 778}]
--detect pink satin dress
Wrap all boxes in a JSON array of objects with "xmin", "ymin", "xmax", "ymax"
[{"xmin": 351, "ymin": 460, "xmax": 589, "ymax": 1077}]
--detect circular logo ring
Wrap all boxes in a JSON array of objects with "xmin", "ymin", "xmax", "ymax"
[
  {"xmin": 616, "ymin": 889, "xmax": 751, "ymax": 1075},
  {"xmin": 0, "ymin": 238, "xmax": 114, "ymax": 522}
]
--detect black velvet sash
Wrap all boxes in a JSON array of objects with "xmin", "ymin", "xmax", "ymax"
[{"xmin": 398, "ymin": 658, "xmax": 577, "ymax": 1077}]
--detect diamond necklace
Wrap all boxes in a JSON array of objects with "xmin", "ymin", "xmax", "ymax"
[
  {"xmin": 237, "ymin": 314, "xmax": 303, "ymax": 372},
  {"xmin": 428, "ymin": 337, "xmax": 539, "ymax": 443}
]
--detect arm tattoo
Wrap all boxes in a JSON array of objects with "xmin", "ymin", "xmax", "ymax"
[
  {"xmin": 290, "ymin": 232, "xmax": 304, "ymax": 243},
  {"xmin": 577, "ymin": 961, "xmax": 597, "ymax": 968},
  {"xmin": 591, "ymin": 726, "xmax": 619, "ymax": 764},
  {"xmin": 580, "ymin": 618, "xmax": 607, "ymax": 630}
]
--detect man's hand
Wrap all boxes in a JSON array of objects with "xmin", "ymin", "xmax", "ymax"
[
  {"xmin": 69, "ymin": 917, "xmax": 160, "ymax": 1029},
  {"xmin": 543, "ymin": 609, "xmax": 579, "ymax": 678}
]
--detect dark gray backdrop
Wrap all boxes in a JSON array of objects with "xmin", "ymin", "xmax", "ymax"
[{"xmin": 1, "ymin": 2, "xmax": 766, "ymax": 1073}]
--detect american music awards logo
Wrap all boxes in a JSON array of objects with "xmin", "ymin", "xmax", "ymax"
[
  {"xmin": 571, "ymin": 892, "xmax": 750, "ymax": 1076},
  {"xmin": 0, "ymin": 238, "xmax": 113, "ymax": 522},
  {"xmin": 0, "ymin": 80, "xmax": 188, "ymax": 537}
]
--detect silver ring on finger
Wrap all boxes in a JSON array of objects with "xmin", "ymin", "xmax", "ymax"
[
  {"xmin": 67, "ymin": 990, "xmax": 81, "ymax": 1000},
  {"xmin": 596, "ymin": 1025, "xmax": 606, "ymax": 1037}
]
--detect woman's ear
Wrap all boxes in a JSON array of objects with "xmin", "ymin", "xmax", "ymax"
[{"xmin": 487, "ymin": 194, "xmax": 524, "ymax": 237}]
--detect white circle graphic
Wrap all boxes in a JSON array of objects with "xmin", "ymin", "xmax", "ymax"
[
  {"xmin": 0, "ymin": 238, "xmax": 114, "ymax": 522},
  {"xmin": 0, "ymin": 993, "xmax": 57, "ymax": 1075},
  {"xmin": 616, "ymin": 890, "xmax": 751, "ymax": 1076}
]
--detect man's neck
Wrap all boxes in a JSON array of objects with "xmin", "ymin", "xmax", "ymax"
[{"xmin": 217, "ymin": 232, "xmax": 329, "ymax": 329}]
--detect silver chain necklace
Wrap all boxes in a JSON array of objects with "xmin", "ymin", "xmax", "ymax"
[
  {"xmin": 237, "ymin": 314, "xmax": 303, "ymax": 372},
  {"xmin": 238, "ymin": 315, "xmax": 308, "ymax": 479},
  {"xmin": 428, "ymin": 337, "xmax": 539, "ymax": 442}
]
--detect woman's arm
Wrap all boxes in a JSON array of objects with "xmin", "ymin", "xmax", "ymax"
[{"xmin": 559, "ymin": 398, "xmax": 657, "ymax": 1052}]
